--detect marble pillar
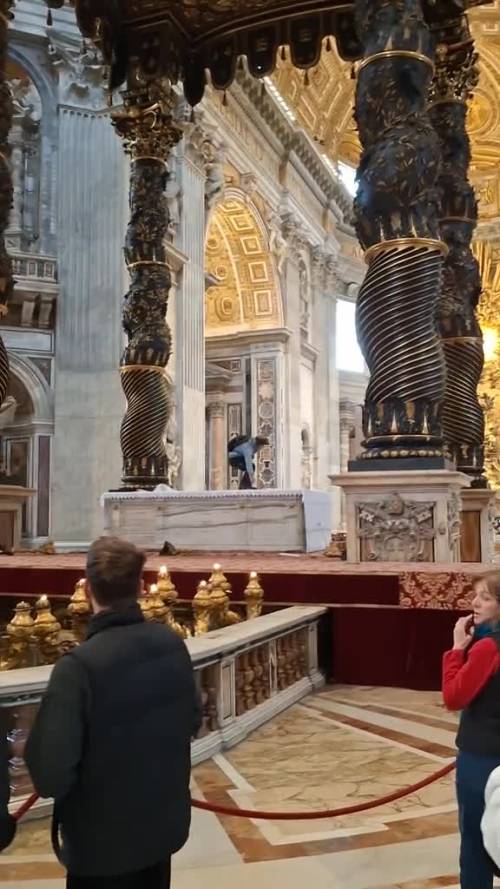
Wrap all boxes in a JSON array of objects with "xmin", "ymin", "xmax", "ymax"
[
  {"xmin": 207, "ymin": 400, "xmax": 226, "ymax": 490},
  {"xmin": 0, "ymin": 0, "xmax": 14, "ymax": 416},
  {"xmin": 6, "ymin": 119, "xmax": 24, "ymax": 244},
  {"xmin": 176, "ymin": 135, "xmax": 206, "ymax": 490},
  {"xmin": 339, "ymin": 401, "xmax": 356, "ymax": 473},
  {"xmin": 339, "ymin": 400, "xmax": 356, "ymax": 529},
  {"xmin": 281, "ymin": 234, "xmax": 304, "ymax": 488},
  {"xmin": 50, "ymin": 48, "xmax": 126, "ymax": 545}
]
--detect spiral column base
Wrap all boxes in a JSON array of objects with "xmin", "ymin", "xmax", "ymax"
[
  {"xmin": 356, "ymin": 239, "xmax": 447, "ymax": 460},
  {"xmin": 120, "ymin": 365, "xmax": 172, "ymax": 489},
  {"xmin": 441, "ymin": 337, "xmax": 486, "ymax": 487}
]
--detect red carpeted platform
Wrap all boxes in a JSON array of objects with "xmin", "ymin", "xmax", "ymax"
[{"xmin": 0, "ymin": 551, "xmax": 486, "ymax": 690}]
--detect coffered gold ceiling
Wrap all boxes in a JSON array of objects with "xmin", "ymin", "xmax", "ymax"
[{"xmin": 272, "ymin": 2, "xmax": 500, "ymax": 174}]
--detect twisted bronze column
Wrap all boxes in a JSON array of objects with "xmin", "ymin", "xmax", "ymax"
[
  {"xmin": 353, "ymin": 0, "xmax": 446, "ymax": 463},
  {"xmin": 112, "ymin": 80, "xmax": 182, "ymax": 488},
  {"xmin": 0, "ymin": 0, "xmax": 13, "ymax": 408},
  {"xmin": 429, "ymin": 37, "xmax": 486, "ymax": 487}
]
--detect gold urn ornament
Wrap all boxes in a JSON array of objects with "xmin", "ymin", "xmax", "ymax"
[{"xmin": 244, "ymin": 571, "xmax": 264, "ymax": 620}]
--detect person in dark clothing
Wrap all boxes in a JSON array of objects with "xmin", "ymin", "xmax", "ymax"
[
  {"xmin": 442, "ymin": 571, "xmax": 500, "ymax": 889},
  {"xmin": 0, "ymin": 712, "xmax": 16, "ymax": 852},
  {"xmin": 25, "ymin": 536, "xmax": 201, "ymax": 888},
  {"xmin": 228, "ymin": 435, "xmax": 269, "ymax": 489}
]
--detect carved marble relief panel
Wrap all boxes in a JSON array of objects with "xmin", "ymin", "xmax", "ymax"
[{"xmin": 255, "ymin": 357, "xmax": 277, "ymax": 488}]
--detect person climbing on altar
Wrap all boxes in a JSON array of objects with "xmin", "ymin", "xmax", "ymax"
[{"xmin": 228, "ymin": 435, "xmax": 269, "ymax": 489}]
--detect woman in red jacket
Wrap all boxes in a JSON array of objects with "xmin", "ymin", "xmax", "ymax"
[{"xmin": 443, "ymin": 572, "xmax": 500, "ymax": 889}]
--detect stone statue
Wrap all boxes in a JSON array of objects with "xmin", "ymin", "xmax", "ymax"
[
  {"xmin": 268, "ymin": 213, "xmax": 288, "ymax": 274},
  {"xmin": 203, "ymin": 140, "xmax": 226, "ymax": 210},
  {"xmin": 228, "ymin": 435, "xmax": 269, "ymax": 490},
  {"xmin": 299, "ymin": 261, "xmax": 310, "ymax": 334},
  {"xmin": 165, "ymin": 171, "xmax": 181, "ymax": 239}
]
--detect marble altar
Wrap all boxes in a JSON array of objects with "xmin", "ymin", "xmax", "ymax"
[{"xmin": 101, "ymin": 489, "xmax": 333, "ymax": 553}]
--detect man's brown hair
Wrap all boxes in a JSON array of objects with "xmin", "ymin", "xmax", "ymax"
[{"xmin": 86, "ymin": 537, "xmax": 145, "ymax": 608}]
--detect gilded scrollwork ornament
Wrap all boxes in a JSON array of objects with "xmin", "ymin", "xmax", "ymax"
[
  {"xmin": 112, "ymin": 78, "xmax": 183, "ymax": 487},
  {"xmin": 353, "ymin": 0, "xmax": 446, "ymax": 461}
]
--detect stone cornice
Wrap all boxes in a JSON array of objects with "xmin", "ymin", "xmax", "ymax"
[
  {"xmin": 234, "ymin": 69, "xmax": 353, "ymax": 225},
  {"xmin": 206, "ymin": 327, "xmax": 291, "ymax": 350}
]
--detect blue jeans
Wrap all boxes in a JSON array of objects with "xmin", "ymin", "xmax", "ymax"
[{"xmin": 456, "ymin": 751, "xmax": 500, "ymax": 889}]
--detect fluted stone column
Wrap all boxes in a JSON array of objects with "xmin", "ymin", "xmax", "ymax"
[
  {"xmin": 6, "ymin": 117, "xmax": 24, "ymax": 244},
  {"xmin": 0, "ymin": 0, "xmax": 14, "ymax": 413},
  {"xmin": 50, "ymin": 44, "xmax": 126, "ymax": 544},
  {"xmin": 207, "ymin": 400, "xmax": 226, "ymax": 490},
  {"xmin": 175, "ymin": 131, "xmax": 206, "ymax": 490}
]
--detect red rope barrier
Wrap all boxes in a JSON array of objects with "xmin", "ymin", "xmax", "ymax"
[
  {"xmin": 13, "ymin": 792, "xmax": 39, "ymax": 822},
  {"xmin": 14, "ymin": 762, "xmax": 456, "ymax": 824},
  {"xmin": 190, "ymin": 761, "xmax": 455, "ymax": 820}
]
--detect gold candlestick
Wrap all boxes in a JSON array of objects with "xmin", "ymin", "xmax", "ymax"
[
  {"xmin": 209, "ymin": 563, "xmax": 240, "ymax": 628},
  {"xmin": 33, "ymin": 595, "xmax": 62, "ymax": 665},
  {"xmin": 140, "ymin": 584, "xmax": 163, "ymax": 622},
  {"xmin": 156, "ymin": 565, "xmax": 187, "ymax": 637},
  {"xmin": 2, "ymin": 602, "xmax": 35, "ymax": 670},
  {"xmin": 67, "ymin": 578, "xmax": 91, "ymax": 644},
  {"xmin": 193, "ymin": 580, "xmax": 213, "ymax": 635},
  {"xmin": 244, "ymin": 571, "xmax": 264, "ymax": 620}
]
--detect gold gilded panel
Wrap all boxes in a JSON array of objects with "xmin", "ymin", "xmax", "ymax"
[{"xmin": 205, "ymin": 197, "xmax": 282, "ymax": 334}]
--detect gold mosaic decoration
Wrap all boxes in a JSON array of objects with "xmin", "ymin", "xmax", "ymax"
[
  {"xmin": 205, "ymin": 197, "xmax": 283, "ymax": 334},
  {"xmin": 475, "ymin": 240, "xmax": 500, "ymax": 488},
  {"xmin": 273, "ymin": 9, "xmax": 500, "ymax": 180}
]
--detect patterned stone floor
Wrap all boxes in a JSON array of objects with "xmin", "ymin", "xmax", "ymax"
[{"xmin": 3, "ymin": 685, "xmax": 497, "ymax": 888}]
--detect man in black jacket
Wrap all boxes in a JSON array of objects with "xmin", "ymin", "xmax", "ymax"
[
  {"xmin": 25, "ymin": 536, "xmax": 200, "ymax": 888},
  {"xmin": 0, "ymin": 713, "xmax": 16, "ymax": 852}
]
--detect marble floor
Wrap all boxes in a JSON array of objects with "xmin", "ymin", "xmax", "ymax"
[{"xmin": 3, "ymin": 685, "xmax": 496, "ymax": 889}]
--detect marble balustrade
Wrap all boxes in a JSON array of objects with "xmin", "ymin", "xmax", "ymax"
[{"xmin": 1, "ymin": 605, "xmax": 325, "ymax": 817}]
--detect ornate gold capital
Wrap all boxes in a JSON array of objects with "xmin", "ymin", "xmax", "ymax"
[
  {"xmin": 112, "ymin": 80, "xmax": 183, "ymax": 161},
  {"xmin": 429, "ymin": 42, "xmax": 479, "ymax": 106}
]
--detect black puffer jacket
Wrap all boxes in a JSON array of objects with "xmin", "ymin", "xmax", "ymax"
[
  {"xmin": 0, "ymin": 712, "xmax": 16, "ymax": 852},
  {"xmin": 25, "ymin": 604, "xmax": 200, "ymax": 877}
]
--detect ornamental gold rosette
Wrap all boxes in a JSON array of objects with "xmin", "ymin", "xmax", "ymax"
[
  {"xmin": 353, "ymin": 0, "xmax": 446, "ymax": 461},
  {"xmin": 112, "ymin": 80, "xmax": 182, "ymax": 488},
  {"xmin": 429, "ymin": 36, "xmax": 486, "ymax": 486}
]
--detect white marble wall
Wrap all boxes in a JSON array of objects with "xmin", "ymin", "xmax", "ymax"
[
  {"xmin": 51, "ymin": 99, "xmax": 127, "ymax": 546},
  {"xmin": 176, "ymin": 146, "xmax": 206, "ymax": 491}
]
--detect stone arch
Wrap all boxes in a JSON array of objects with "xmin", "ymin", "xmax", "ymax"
[
  {"xmin": 7, "ymin": 47, "xmax": 56, "ymax": 119},
  {"xmin": 205, "ymin": 192, "xmax": 284, "ymax": 336},
  {"xmin": 6, "ymin": 353, "xmax": 53, "ymax": 425}
]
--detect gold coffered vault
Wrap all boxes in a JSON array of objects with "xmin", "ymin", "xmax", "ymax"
[{"xmin": 39, "ymin": 0, "xmax": 493, "ymax": 489}]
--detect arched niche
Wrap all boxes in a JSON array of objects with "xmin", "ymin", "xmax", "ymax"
[{"xmin": 205, "ymin": 193, "xmax": 284, "ymax": 336}]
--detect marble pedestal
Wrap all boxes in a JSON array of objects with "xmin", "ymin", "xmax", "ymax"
[
  {"xmin": 0, "ymin": 486, "xmax": 36, "ymax": 552},
  {"xmin": 102, "ymin": 489, "xmax": 333, "ymax": 553},
  {"xmin": 329, "ymin": 471, "xmax": 470, "ymax": 563},
  {"xmin": 460, "ymin": 488, "xmax": 496, "ymax": 563}
]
